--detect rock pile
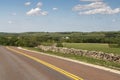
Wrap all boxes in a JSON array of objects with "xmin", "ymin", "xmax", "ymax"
[{"xmin": 38, "ymin": 45, "xmax": 120, "ymax": 63}]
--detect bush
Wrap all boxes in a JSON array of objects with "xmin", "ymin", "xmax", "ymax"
[{"xmin": 56, "ymin": 42, "xmax": 63, "ymax": 47}]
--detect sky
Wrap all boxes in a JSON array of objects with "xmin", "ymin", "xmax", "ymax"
[{"xmin": 0, "ymin": 0, "xmax": 120, "ymax": 32}]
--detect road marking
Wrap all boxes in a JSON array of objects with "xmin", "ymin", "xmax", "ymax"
[
  {"xmin": 6, "ymin": 47, "xmax": 83, "ymax": 80},
  {"xmin": 19, "ymin": 47, "xmax": 120, "ymax": 75}
]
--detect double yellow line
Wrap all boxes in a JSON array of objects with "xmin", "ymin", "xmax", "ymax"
[{"xmin": 6, "ymin": 47, "xmax": 83, "ymax": 80}]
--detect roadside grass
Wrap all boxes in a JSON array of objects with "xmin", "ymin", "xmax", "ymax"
[
  {"xmin": 63, "ymin": 43, "xmax": 120, "ymax": 55},
  {"xmin": 24, "ymin": 47, "xmax": 120, "ymax": 71}
]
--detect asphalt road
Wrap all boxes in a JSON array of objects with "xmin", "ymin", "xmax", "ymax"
[
  {"xmin": 0, "ymin": 46, "xmax": 120, "ymax": 80},
  {"xmin": 0, "ymin": 46, "xmax": 72, "ymax": 80}
]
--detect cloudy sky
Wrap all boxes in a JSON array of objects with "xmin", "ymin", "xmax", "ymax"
[{"xmin": 0, "ymin": 0, "xmax": 120, "ymax": 32}]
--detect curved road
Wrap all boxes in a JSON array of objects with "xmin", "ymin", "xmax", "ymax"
[
  {"xmin": 0, "ymin": 46, "xmax": 120, "ymax": 80},
  {"xmin": 0, "ymin": 46, "xmax": 72, "ymax": 80}
]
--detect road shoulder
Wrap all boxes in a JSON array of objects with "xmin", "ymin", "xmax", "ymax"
[{"xmin": 18, "ymin": 47, "xmax": 120, "ymax": 75}]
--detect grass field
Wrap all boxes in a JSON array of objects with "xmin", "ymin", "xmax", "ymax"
[{"xmin": 63, "ymin": 43, "xmax": 120, "ymax": 55}]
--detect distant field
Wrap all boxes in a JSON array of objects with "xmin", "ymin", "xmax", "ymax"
[{"xmin": 63, "ymin": 43, "xmax": 120, "ymax": 55}]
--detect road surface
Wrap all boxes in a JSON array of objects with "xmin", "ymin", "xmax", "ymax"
[
  {"xmin": 0, "ymin": 46, "xmax": 120, "ymax": 80},
  {"xmin": 0, "ymin": 46, "xmax": 72, "ymax": 80}
]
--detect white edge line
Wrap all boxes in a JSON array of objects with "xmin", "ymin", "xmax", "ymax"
[{"xmin": 17, "ymin": 47, "xmax": 120, "ymax": 75}]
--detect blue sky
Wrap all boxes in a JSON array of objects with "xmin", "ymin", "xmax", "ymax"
[{"xmin": 0, "ymin": 0, "xmax": 120, "ymax": 32}]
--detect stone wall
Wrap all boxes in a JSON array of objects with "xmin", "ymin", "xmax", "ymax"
[{"xmin": 38, "ymin": 45, "xmax": 120, "ymax": 63}]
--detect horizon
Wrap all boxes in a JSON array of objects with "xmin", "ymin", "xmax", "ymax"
[{"xmin": 0, "ymin": 30, "xmax": 120, "ymax": 34}]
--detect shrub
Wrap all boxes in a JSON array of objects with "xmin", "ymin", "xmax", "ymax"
[{"xmin": 56, "ymin": 42, "xmax": 63, "ymax": 47}]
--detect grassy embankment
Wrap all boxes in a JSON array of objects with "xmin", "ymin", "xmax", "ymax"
[{"xmin": 25, "ymin": 43, "xmax": 120, "ymax": 70}]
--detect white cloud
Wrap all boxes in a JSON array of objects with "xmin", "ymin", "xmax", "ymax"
[
  {"xmin": 41, "ymin": 11, "xmax": 48, "ymax": 15},
  {"xmin": 37, "ymin": 2, "xmax": 42, "ymax": 7},
  {"xmin": 73, "ymin": 2, "xmax": 106, "ymax": 11},
  {"xmin": 26, "ymin": 2, "xmax": 48, "ymax": 16},
  {"xmin": 26, "ymin": 7, "xmax": 48, "ymax": 16},
  {"xmin": 26, "ymin": 7, "xmax": 41, "ymax": 16},
  {"xmin": 79, "ymin": 7, "xmax": 120, "ymax": 15},
  {"xmin": 8, "ymin": 21, "xmax": 13, "ymax": 24},
  {"xmin": 53, "ymin": 8, "xmax": 58, "ymax": 11},
  {"xmin": 73, "ymin": 1, "xmax": 120, "ymax": 15},
  {"xmin": 24, "ymin": 2, "xmax": 31, "ymax": 6}
]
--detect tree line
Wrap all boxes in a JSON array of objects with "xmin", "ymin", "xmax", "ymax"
[{"xmin": 0, "ymin": 32, "xmax": 120, "ymax": 47}]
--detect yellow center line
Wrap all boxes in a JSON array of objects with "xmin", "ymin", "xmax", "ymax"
[{"xmin": 6, "ymin": 47, "xmax": 84, "ymax": 80}]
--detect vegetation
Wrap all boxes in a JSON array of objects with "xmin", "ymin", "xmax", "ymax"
[
  {"xmin": 25, "ymin": 47, "xmax": 120, "ymax": 70},
  {"xmin": 0, "ymin": 31, "xmax": 120, "ymax": 47},
  {"xmin": 0, "ymin": 31, "xmax": 120, "ymax": 55},
  {"xmin": 63, "ymin": 43, "xmax": 120, "ymax": 55},
  {"xmin": 56, "ymin": 42, "xmax": 63, "ymax": 47},
  {"xmin": 1, "ymin": 31, "xmax": 119, "ymax": 70}
]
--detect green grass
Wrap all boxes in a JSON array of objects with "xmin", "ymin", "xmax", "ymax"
[
  {"xmin": 63, "ymin": 43, "xmax": 120, "ymax": 55},
  {"xmin": 24, "ymin": 47, "xmax": 120, "ymax": 71},
  {"xmin": 41, "ymin": 42, "xmax": 54, "ymax": 46}
]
